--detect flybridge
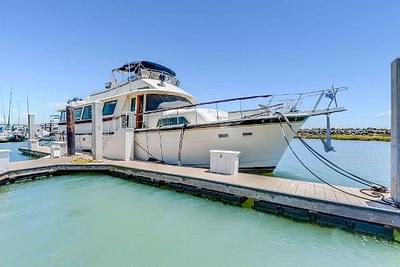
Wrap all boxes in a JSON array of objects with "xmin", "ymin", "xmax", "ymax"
[{"xmin": 90, "ymin": 60, "xmax": 180, "ymax": 97}]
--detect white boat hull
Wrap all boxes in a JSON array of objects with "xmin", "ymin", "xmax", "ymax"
[{"xmin": 134, "ymin": 121, "xmax": 304, "ymax": 170}]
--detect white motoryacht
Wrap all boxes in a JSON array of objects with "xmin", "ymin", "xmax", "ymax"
[{"xmin": 57, "ymin": 61, "xmax": 346, "ymax": 171}]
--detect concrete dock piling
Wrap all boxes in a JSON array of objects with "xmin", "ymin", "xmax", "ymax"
[
  {"xmin": 28, "ymin": 114, "xmax": 36, "ymax": 139},
  {"xmin": 391, "ymin": 58, "xmax": 400, "ymax": 205},
  {"xmin": 66, "ymin": 106, "xmax": 76, "ymax": 156}
]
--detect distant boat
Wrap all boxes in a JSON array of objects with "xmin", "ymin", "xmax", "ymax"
[
  {"xmin": 0, "ymin": 126, "xmax": 26, "ymax": 143},
  {"xmin": 0, "ymin": 132, "xmax": 13, "ymax": 143}
]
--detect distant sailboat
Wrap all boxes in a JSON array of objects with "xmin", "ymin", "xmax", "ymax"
[{"xmin": 7, "ymin": 87, "xmax": 12, "ymax": 127}]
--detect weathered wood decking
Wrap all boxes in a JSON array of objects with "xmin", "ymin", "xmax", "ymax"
[{"xmin": 1, "ymin": 154, "xmax": 400, "ymax": 241}]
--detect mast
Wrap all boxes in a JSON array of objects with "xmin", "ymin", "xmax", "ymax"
[
  {"xmin": 7, "ymin": 87, "xmax": 12, "ymax": 127},
  {"xmin": 2, "ymin": 102, "xmax": 5, "ymax": 125},
  {"xmin": 18, "ymin": 103, "xmax": 20, "ymax": 125}
]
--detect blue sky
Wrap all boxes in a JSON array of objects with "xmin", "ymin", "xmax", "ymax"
[{"xmin": 0, "ymin": 0, "xmax": 399, "ymax": 127}]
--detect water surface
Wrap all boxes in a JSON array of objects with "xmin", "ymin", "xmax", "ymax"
[
  {"xmin": 275, "ymin": 139, "xmax": 390, "ymax": 187},
  {"xmin": 0, "ymin": 173, "xmax": 399, "ymax": 267},
  {"xmin": 0, "ymin": 141, "xmax": 33, "ymax": 162}
]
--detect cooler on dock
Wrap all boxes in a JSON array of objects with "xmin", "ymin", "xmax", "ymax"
[{"xmin": 209, "ymin": 150, "xmax": 240, "ymax": 175}]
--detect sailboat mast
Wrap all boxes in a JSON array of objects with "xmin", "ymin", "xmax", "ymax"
[
  {"xmin": 7, "ymin": 87, "xmax": 12, "ymax": 127},
  {"xmin": 2, "ymin": 102, "xmax": 5, "ymax": 125},
  {"xmin": 26, "ymin": 96, "xmax": 30, "ymax": 115},
  {"xmin": 18, "ymin": 103, "xmax": 20, "ymax": 125}
]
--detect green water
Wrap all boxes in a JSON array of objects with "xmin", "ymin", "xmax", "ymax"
[{"xmin": 0, "ymin": 173, "xmax": 399, "ymax": 267}]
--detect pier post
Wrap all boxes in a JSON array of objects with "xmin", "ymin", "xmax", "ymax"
[
  {"xmin": 28, "ymin": 114, "xmax": 36, "ymax": 139},
  {"xmin": 66, "ymin": 106, "xmax": 75, "ymax": 156},
  {"xmin": 391, "ymin": 58, "xmax": 400, "ymax": 204},
  {"xmin": 91, "ymin": 101, "xmax": 103, "ymax": 160}
]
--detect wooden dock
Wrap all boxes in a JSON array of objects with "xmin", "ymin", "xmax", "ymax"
[
  {"xmin": 18, "ymin": 146, "xmax": 50, "ymax": 158},
  {"xmin": 1, "ymin": 153, "xmax": 399, "ymax": 242}
]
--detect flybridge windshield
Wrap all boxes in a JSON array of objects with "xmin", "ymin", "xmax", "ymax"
[{"xmin": 146, "ymin": 94, "xmax": 192, "ymax": 111}]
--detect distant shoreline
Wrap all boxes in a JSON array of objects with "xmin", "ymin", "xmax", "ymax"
[
  {"xmin": 297, "ymin": 128, "xmax": 390, "ymax": 142},
  {"xmin": 297, "ymin": 134, "xmax": 390, "ymax": 142}
]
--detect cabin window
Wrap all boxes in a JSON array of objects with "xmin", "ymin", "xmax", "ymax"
[
  {"xmin": 82, "ymin": 106, "xmax": 92, "ymax": 120},
  {"xmin": 103, "ymin": 100, "xmax": 117, "ymax": 116},
  {"xmin": 74, "ymin": 108, "xmax": 83, "ymax": 121},
  {"xmin": 131, "ymin": 97, "xmax": 136, "ymax": 112},
  {"xmin": 157, "ymin": 116, "xmax": 189, "ymax": 127},
  {"xmin": 60, "ymin": 111, "xmax": 66, "ymax": 122},
  {"xmin": 146, "ymin": 94, "xmax": 191, "ymax": 111}
]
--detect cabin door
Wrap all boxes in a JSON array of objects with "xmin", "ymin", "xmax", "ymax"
[{"xmin": 136, "ymin": 95, "xmax": 144, "ymax": 128}]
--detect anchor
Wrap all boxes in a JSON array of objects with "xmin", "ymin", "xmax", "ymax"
[{"xmin": 320, "ymin": 113, "xmax": 335, "ymax": 152}]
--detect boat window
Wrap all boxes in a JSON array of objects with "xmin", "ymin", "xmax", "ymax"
[
  {"xmin": 169, "ymin": 117, "xmax": 178, "ymax": 125},
  {"xmin": 74, "ymin": 108, "xmax": 83, "ymax": 121},
  {"xmin": 60, "ymin": 111, "xmax": 66, "ymax": 122},
  {"xmin": 157, "ymin": 116, "xmax": 189, "ymax": 127},
  {"xmin": 146, "ymin": 94, "xmax": 191, "ymax": 111},
  {"xmin": 178, "ymin": 117, "xmax": 188, "ymax": 124},
  {"xmin": 131, "ymin": 97, "xmax": 136, "ymax": 112},
  {"xmin": 82, "ymin": 106, "xmax": 92, "ymax": 120},
  {"xmin": 103, "ymin": 100, "xmax": 117, "ymax": 116}
]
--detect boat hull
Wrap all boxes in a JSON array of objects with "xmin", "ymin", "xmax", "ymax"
[{"xmin": 134, "ymin": 121, "xmax": 304, "ymax": 170}]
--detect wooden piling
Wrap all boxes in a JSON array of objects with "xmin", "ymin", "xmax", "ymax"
[
  {"xmin": 66, "ymin": 106, "xmax": 75, "ymax": 156},
  {"xmin": 91, "ymin": 101, "xmax": 103, "ymax": 160},
  {"xmin": 391, "ymin": 58, "xmax": 400, "ymax": 205}
]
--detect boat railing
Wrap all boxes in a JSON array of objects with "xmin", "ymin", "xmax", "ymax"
[
  {"xmin": 137, "ymin": 87, "xmax": 347, "ymax": 129},
  {"xmin": 90, "ymin": 69, "xmax": 180, "ymax": 97},
  {"xmin": 136, "ymin": 69, "xmax": 180, "ymax": 86}
]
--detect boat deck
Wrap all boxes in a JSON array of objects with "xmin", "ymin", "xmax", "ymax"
[{"xmin": 1, "ymin": 154, "xmax": 399, "ymax": 241}]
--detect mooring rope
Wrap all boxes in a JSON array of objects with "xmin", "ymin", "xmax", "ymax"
[
  {"xmin": 276, "ymin": 113, "xmax": 398, "ymax": 208},
  {"xmin": 134, "ymin": 139, "xmax": 161, "ymax": 162},
  {"xmin": 177, "ymin": 124, "xmax": 187, "ymax": 166},
  {"xmin": 158, "ymin": 128, "xmax": 164, "ymax": 162}
]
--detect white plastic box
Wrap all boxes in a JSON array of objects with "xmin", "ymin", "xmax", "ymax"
[
  {"xmin": 53, "ymin": 141, "xmax": 67, "ymax": 156},
  {"xmin": 50, "ymin": 144, "xmax": 61, "ymax": 158},
  {"xmin": 210, "ymin": 150, "xmax": 240, "ymax": 175}
]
